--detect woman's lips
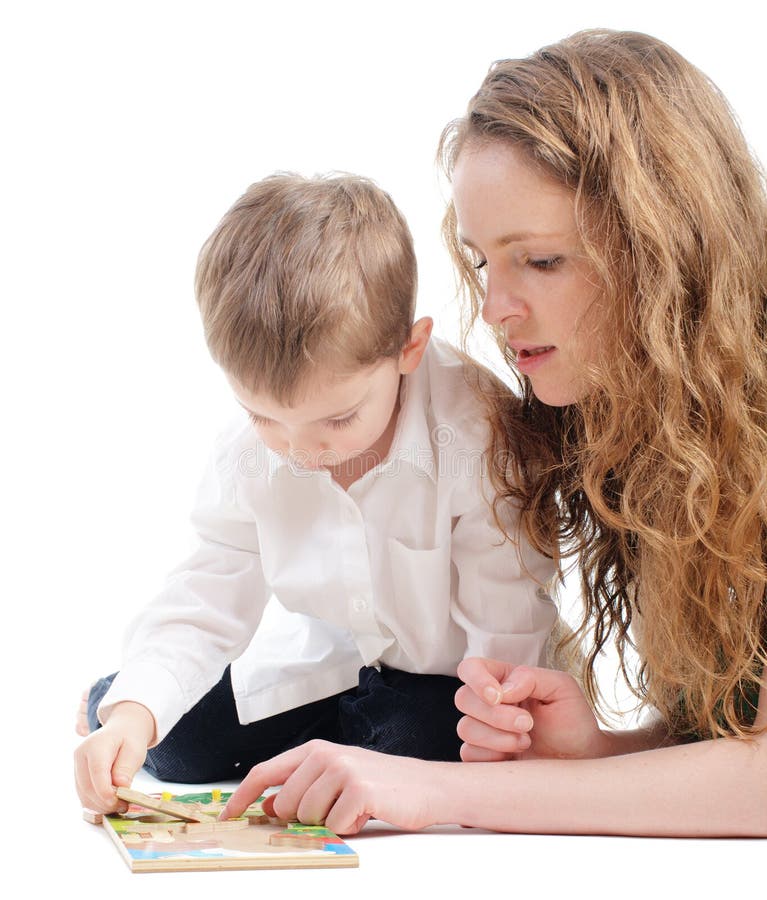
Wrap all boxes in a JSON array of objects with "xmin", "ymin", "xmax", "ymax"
[{"xmin": 514, "ymin": 345, "xmax": 556, "ymax": 374}]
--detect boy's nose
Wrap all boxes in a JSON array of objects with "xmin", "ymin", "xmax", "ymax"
[{"xmin": 287, "ymin": 438, "xmax": 334, "ymax": 469}]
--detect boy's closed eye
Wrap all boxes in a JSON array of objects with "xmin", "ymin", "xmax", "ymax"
[
  {"xmin": 247, "ymin": 411, "xmax": 361, "ymax": 430},
  {"xmin": 327, "ymin": 412, "xmax": 361, "ymax": 430},
  {"xmin": 247, "ymin": 412, "xmax": 273, "ymax": 428}
]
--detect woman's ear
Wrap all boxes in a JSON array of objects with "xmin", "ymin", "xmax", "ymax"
[{"xmin": 398, "ymin": 317, "xmax": 433, "ymax": 375}]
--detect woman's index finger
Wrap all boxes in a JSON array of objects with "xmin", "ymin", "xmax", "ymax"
[{"xmin": 457, "ymin": 657, "xmax": 516, "ymax": 704}]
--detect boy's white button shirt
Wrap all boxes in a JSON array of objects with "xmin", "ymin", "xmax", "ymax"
[{"xmin": 100, "ymin": 340, "xmax": 557, "ymax": 742}]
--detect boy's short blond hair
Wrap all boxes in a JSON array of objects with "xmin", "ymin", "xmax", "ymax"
[{"xmin": 195, "ymin": 173, "xmax": 417, "ymax": 403}]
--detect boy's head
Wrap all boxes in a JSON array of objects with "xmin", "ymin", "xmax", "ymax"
[
  {"xmin": 196, "ymin": 172, "xmax": 418, "ymax": 402},
  {"xmin": 196, "ymin": 173, "xmax": 430, "ymax": 471}
]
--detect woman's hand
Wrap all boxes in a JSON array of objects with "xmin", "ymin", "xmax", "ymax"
[
  {"xmin": 221, "ymin": 740, "xmax": 454, "ymax": 835},
  {"xmin": 455, "ymin": 658, "xmax": 610, "ymax": 762}
]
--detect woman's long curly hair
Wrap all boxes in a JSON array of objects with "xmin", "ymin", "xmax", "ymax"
[{"xmin": 440, "ymin": 29, "xmax": 767, "ymax": 739}]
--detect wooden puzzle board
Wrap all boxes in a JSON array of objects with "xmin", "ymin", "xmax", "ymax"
[{"xmin": 100, "ymin": 790, "xmax": 358, "ymax": 872}]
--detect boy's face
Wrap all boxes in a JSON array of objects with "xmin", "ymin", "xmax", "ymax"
[{"xmin": 229, "ymin": 359, "xmax": 404, "ymax": 474}]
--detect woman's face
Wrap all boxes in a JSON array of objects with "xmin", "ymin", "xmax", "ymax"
[{"xmin": 452, "ymin": 140, "xmax": 604, "ymax": 406}]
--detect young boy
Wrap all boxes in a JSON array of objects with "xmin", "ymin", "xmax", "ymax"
[{"xmin": 74, "ymin": 173, "xmax": 557, "ymax": 813}]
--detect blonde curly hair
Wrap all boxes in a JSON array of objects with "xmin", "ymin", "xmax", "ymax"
[{"xmin": 440, "ymin": 29, "xmax": 767, "ymax": 739}]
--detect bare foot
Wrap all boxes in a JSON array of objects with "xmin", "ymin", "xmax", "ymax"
[{"xmin": 75, "ymin": 687, "xmax": 92, "ymax": 736}]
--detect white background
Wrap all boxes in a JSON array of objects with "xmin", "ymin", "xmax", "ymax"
[{"xmin": 3, "ymin": 1, "xmax": 765, "ymax": 894}]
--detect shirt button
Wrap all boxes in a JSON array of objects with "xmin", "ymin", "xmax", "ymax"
[
  {"xmin": 352, "ymin": 597, "xmax": 368, "ymax": 613},
  {"xmin": 535, "ymin": 586, "xmax": 550, "ymax": 600}
]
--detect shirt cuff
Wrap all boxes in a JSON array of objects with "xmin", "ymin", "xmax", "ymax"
[{"xmin": 97, "ymin": 661, "xmax": 187, "ymax": 746}]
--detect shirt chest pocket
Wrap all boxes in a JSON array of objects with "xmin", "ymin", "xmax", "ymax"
[{"xmin": 387, "ymin": 537, "xmax": 453, "ymax": 635}]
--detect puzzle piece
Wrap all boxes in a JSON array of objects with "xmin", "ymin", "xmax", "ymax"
[
  {"xmin": 115, "ymin": 787, "xmax": 217, "ymax": 823},
  {"xmin": 269, "ymin": 831, "xmax": 327, "ymax": 850}
]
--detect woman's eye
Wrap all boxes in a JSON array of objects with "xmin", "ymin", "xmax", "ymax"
[
  {"xmin": 528, "ymin": 256, "xmax": 563, "ymax": 271},
  {"xmin": 327, "ymin": 412, "xmax": 360, "ymax": 430},
  {"xmin": 473, "ymin": 259, "xmax": 487, "ymax": 271}
]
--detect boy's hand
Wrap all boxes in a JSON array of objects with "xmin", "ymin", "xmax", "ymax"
[
  {"xmin": 220, "ymin": 740, "xmax": 450, "ymax": 835},
  {"xmin": 455, "ymin": 658, "xmax": 609, "ymax": 762},
  {"xmin": 74, "ymin": 702, "xmax": 155, "ymax": 813}
]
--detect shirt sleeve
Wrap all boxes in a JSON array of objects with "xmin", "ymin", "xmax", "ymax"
[
  {"xmin": 449, "ymin": 487, "xmax": 559, "ymax": 667},
  {"xmin": 98, "ymin": 433, "xmax": 269, "ymax": 744}
]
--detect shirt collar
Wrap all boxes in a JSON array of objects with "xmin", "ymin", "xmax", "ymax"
[{"xmin": 383, "ymin": 345, "xmax": 437, "ymax": 483}]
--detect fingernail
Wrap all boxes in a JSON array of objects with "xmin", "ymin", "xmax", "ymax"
[
  {"xmin": 513, "ymin": 714, "xmax": 533, "ymax": 731},
  {"xmin": 501, "ymin": 680, "xmax": 518, "ymax": 696},
  {"xmin": 483, "ymin": 686, "xmax": 501, "ymax": 705}
]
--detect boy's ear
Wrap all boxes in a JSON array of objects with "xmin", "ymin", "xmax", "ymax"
[{"xmin": 398, "ymin": 317, "xmax": 433, "ymax": 375}]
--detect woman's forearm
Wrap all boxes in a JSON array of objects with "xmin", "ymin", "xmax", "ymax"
[
  {"xmin": 595, "ymin": 717, "xmax": 675, "ymax": 756},
  {"xmin": 433, "ymin": 735, "xmax": 767, "ymax": 837}
]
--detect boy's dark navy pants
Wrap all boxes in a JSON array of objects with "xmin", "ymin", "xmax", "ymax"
[{"xmin": 87, "ymin": 665, "xmax": 463, "ymax": 782}]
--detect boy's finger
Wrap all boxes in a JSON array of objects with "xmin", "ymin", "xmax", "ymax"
[
  {"xmin": 90, "ymin": 758, "xmax": 119, "ymax": 809},
  {"xmin": 74, "ymin": 747, "xmax": 98, "ymax": 810},
  {"xmin": 111, "ymin": 740, "xmax": 145, "ymax": 789},
  {"xmin": 457, "ymin": 657, "xmax": 515, "ymax": 705},
  {"xmin": 86, "ymin": 738, "xmax": 125, "ymax": 810}
]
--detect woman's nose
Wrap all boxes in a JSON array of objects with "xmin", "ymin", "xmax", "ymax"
[{"xmin": 481, "ymin": 269, "xmax": 528, "ymax": 327}]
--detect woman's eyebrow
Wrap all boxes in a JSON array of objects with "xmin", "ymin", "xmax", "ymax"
[{"xmin": 459, "ymin": 230, "xmax": 566, "ymax": 249}]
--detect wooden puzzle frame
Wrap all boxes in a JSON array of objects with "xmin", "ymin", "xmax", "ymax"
[{"xmin": 87, "ymin": 788, "xmax": 358, "ymax": 872}]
